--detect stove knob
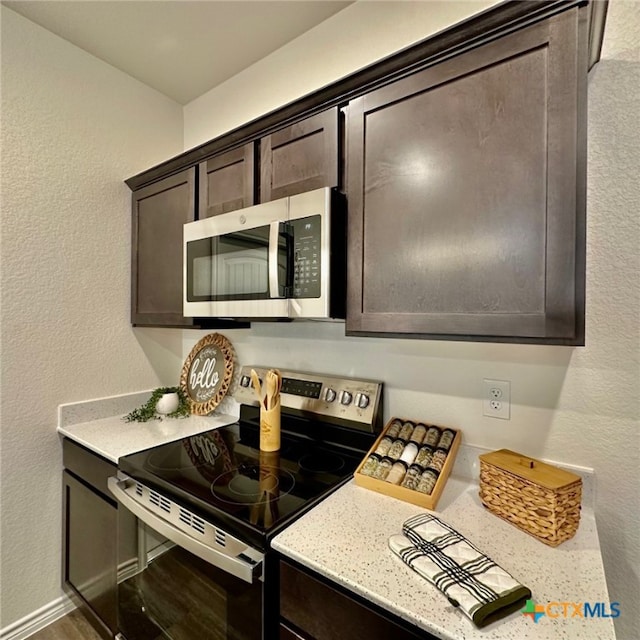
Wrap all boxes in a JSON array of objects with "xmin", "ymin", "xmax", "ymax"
[
  {"xmin": 340, "ymin": 391, "xmax": 353, "ymax": 406},
  {"xmin": 324, "ymin": 388, "xmax": 337, "ymax": 402},
  {"xmin": 355, "ymin": 393, "xmax": 370, "ymax": 409},
  {"xmin": 240, "ymin": 375, "xmax": 251, "ymax": 387}
]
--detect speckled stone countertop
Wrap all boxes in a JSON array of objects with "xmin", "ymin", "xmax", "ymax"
[
  {"xmin": 57, "ymin": 391, "xmax": 238, "ymax": 462},
  {"xmin": 272, "ymin": 477, "xmax": 614, "ymax": 640}
]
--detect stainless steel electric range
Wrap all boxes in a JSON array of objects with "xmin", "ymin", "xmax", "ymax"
[{"xmin": 108, "ymin": 366, "xmax": 383, "ymax": 640}]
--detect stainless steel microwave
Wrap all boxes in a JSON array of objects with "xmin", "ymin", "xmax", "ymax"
[{"xmin": 183, "ymin": 187, "xmax": 345, "ymax": 319}]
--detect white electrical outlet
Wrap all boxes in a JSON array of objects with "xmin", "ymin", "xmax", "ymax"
[{"xmin": 483, "ymin": 379, "xmax": 510, "ymax": 419}]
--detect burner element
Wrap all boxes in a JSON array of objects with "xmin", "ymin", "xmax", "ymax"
[
  {"xmin": 299, "ymin": 452, "xmax": 345, "ymax": 474},
  {"xmin": 211, "ymin": 465, "xmax": 296, "ymax": 505}
]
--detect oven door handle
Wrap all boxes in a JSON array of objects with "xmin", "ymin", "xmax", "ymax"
[{"xmin": 108, "ymin": 477, "xmax": 263, "ymax": 584}]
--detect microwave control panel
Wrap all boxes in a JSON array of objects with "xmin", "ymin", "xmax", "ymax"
[{"xmin": 291, "ymin": 215, "xmax": 321, "ymax": 299}]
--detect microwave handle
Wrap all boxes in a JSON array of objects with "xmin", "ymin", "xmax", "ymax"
[
  {"xmin": 269, "ymin": 221, "xmax": 294, "ymax": 298},
  {"xmin": 268, "ymin": 221, "xmax": 281, "ymax": 298}
]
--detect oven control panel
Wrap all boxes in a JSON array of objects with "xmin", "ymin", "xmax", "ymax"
[{"xmin": 235, "ymin": 366, "xmax": 383, "ymax": 432}]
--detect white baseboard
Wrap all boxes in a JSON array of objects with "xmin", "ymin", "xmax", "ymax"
[{"xmin": 0, "ymin": 595, "xmax": 76, "ymax": 640}]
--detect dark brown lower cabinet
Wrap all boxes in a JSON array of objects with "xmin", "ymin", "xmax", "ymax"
[
  {"xmin": 279, "ymin": 559, "xmax": 431, "ymax": 640},
  {"xmin": 62, "ymin": 439, "xmax": 117, "ymax": 640}
]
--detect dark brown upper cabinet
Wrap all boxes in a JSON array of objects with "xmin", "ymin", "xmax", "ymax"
[
  {"xmin": 260, "ymin": 107, "xmax": 340, "ymax": 202},
  {"xmin": 126, "ymin": 2, "xmax": 604, "ymax": 339},
  {"xmin": 346, "ymin": 7, "xmax": 587, "ymax": 344},
  {"xmin": 131, "ymin": 168, "xmax": 196, "ymax": 327},
  {"xmin": 199, "ymin": 143, "xmax": 255, "ymax": 218}
]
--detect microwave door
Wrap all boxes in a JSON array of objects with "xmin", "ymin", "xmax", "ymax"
[
  {"xmin": 209, "ymin": 224, "xmax": 288, "ymax": 301},
  {"xmin": 208, "ymin": 231, "xmax": 267, "ymax": 298},
  {"xmin": 184, "ymin": 199, "xmax": 289, "ymax": 318}
]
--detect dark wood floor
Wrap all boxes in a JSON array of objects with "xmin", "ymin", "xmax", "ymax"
[{"xmin": 28, "ymin": 609, "xmax": 103, "ymax": 640}]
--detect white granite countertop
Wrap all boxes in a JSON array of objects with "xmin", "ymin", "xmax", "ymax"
[
  {"xmin": 57, "ymin": 391, "xmax": 238, "ymax": 462},
  {"xmin": 272, "ymin": 476, "xmax": 614, "ymax": 640}
]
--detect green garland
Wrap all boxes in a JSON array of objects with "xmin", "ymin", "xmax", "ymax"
[{"xmin": 124, "ymin": 387, "xmax": 190, "ymax": 423}]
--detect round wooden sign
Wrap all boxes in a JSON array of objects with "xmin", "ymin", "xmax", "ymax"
[{"xmin": 180, "ymin": 333, "xmax": 235, "ymax": 415}]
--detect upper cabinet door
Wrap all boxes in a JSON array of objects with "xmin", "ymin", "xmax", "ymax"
[
  {"xmin": 199, "ymin": 143, "xmax": 255, "ymax": 218},
  {"xmin": 347, "ymin": 8, "xmax": 587, "ymax": 344},
  {"xmin": 132, "ymin": 168, "xmax": 195, "ymax": 327},
  {"xmin": 260, "ymin": 107, "xmax": 339, "ymax": 202}
]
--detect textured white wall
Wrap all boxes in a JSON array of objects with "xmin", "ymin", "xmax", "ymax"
[
  {"xmin": 181, "ymin": 1, "xmax": 640, "ymax": 638},
  {"xmin": 0, "ymin": 7, "xmax": 184, "ymax": 628}
]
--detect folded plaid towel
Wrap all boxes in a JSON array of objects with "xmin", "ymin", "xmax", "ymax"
[{"xmin": 389, "ymin": 513, "xmax": 531, "ymax": 628}]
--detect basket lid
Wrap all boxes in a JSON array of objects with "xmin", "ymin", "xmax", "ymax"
[{"xmin": 479, "ymin": 449, "xmax": 581, "ymax": 490}]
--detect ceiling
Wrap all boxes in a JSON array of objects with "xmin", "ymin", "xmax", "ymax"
[{"xmin": 3, "ymin": 0, "xmax": 353, "ymax": 104}]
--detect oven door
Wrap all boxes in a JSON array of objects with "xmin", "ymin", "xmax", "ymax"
[
  {"xmin": 109, "ymin": 476, "xmax": 264, "ymax": 640},
  {"xmin": 183, "ymin": 198, "xmax": 292, "ymax": 318}
]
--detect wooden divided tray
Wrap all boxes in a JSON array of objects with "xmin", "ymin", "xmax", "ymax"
[{"xmin": 354, "ymin": 417, "xmax": 461, "ymax": 510}]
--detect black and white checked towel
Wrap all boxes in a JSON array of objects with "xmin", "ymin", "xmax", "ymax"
[{"xmin": 389, "ymin": 513, "xmax": 531, "ymax": 628}]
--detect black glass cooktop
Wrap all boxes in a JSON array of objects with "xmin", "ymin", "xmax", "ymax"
[{"xmin": 118, "ymin": 420, "xmax": 366, "ymax": 549}]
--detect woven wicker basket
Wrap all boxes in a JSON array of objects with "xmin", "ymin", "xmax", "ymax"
[{"xmin": 479, "ymin": 449, "xmax": 582, "ymax": 547}]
